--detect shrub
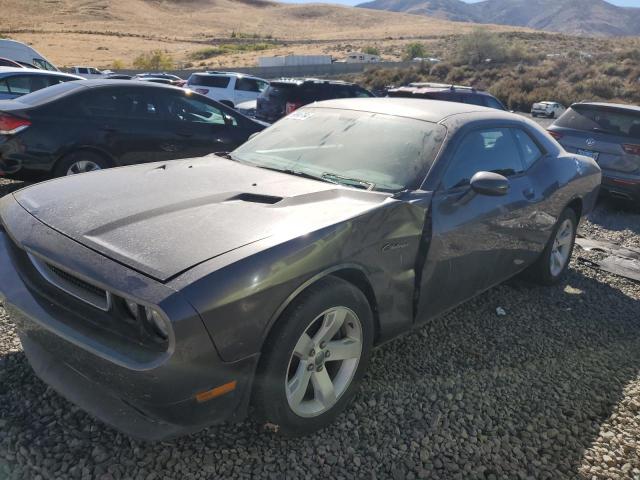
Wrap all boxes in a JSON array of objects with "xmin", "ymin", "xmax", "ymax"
[
  {"xmin": 363, "ymin": 45, "xmax": 380, "ymax": 56},
  {"xmin": 404, "ymin": 42, "xmax": 426, "ymax": 61},
  {"xmin": 133, "ymin": 50, "xmax": 173, "ymax": 70},
  {"xmin": 111, "ymin": 59, "xmax": 125, "ymax": 70},
  {"xmin": 430, "ymin": 62, "xmax": 450, "ymax": 80},
  {"xmin": 189, "ymin": 43, "xmax": 273, "ymax": 60},
  {"xmin": 454, "ymin": 30, "xmax": 507, "ymax": 65}
]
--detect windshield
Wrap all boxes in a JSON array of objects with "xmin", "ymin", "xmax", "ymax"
[
  {"xmin": 231, "ymin": 107, "xmax": 446, "ymax": 192},
  {"xmin": 556, "ymin": 105, "xmax": 640, "ymax": 139}
]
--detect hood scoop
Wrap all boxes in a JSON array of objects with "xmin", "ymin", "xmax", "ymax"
[{"xmin": 225, "ymin": 193, "xmax": 283, "ymax": 205}]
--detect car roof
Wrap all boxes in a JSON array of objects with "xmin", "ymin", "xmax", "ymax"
[
  {"xmin": 271, "ymin": 78, "xmax": 356, "ymax": 86},
  {"xmin": 0, "ymin": 67, "xmax": 82, "ymax": 78},
  {"xmin": 572, "ymin": 101, "xmax": 640, "ymax": 113},
  {"xmin": 389, "ymin": 85, "xmax": 489, "ymax": 96},
  {"xmin": 305, "ymin": 97, "xmax": 505, "ymax": 123},
  {"xmin": 192, "ymin": 71, "xmax": 262, "ymax": 80}
]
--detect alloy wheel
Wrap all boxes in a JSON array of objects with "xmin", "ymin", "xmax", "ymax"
[
  {"xmin": 66, "ymin": 160, "xmax": 102, "ymax": 175},
  {"xmin": 550, "ymin": 218, "xmax": 574, "ymax": 277},
  {"xmin": 285, "ymin": 306, "xmax": 363, "ymax": 418}
]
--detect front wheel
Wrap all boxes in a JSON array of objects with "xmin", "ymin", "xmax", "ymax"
[
  {"xmin": 254, "ymin": 277, "xmax": 374, "ymax": 436},
  {"xmin": 524, "ymin": 207, "xmax": 577, "ymax": 285},
  {"xmin": 54, "ymin": 151, "xmax": 111, "ymax": 177}
]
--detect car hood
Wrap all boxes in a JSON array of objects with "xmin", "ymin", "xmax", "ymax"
[{"xmin": 13, "ymin": 156, "xmax": 389, "ymax": 281}]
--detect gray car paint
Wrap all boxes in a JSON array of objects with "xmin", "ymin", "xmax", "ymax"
[
  {"xmin": 548, "ymin": 102, "xmax": 640, "ymax": 202},
  {"xmin": 0, "ymin": 98, "xmax": 601, "ymax": 440}
]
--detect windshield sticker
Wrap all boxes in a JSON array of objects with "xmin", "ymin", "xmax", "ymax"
[{"xmin": 289, "ymin": 111, "xmax": 313, "ymax": 120}]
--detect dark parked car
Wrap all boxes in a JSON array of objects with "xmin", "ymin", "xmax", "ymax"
[
  {"xmin": 388, "ymin": 83, "xmax": 507, "ymax": 110},
  {"xmin": 133, "ymin": 73, "xmax": 186, "ymax": 87},
  {"xmin": 0, "ymin": 58, "xmax": 26, "ymax": 68},
  {"xmin": 256, "ymin": 78, "xmax": 373, "ymax": 123},
  {"xmin": 0, "ymin": 80, "xmax": 266, "ymax": 177},
  {"xmin": 0, "ymin": 67, "xmax": 83, "ymax": 100},
  {"xmin": 0, "ymin": 99, "xmax": 600, "ymax": 441},
  {"xmin": 548, "ymin": 102, "xmax": 640, "ymax": 203}
]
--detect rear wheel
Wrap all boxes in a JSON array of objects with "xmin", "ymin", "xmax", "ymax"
[
  {"xmin": 54, "ymin": 151, "xmax": 111, "ymax": 177},
  {"xmin": 524, "ymin": 207, "xmax": 577, "ymax": 285},
  {"xmin": 549, "ymin": 112, "xmax": 556, "ymax": 119},
  {"xmin": 254, "ymin": 277, "xmax": 374, "ymax": 436}
]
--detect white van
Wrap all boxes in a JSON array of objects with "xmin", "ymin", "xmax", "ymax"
[{"xmin": 0, "ymin": 39, "xmax": 58, "ymax": 71}]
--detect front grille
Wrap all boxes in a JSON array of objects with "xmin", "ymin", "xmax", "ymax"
[{"xmin": 28, "ymin": 253, "xmax": 111, "ymax": 311}]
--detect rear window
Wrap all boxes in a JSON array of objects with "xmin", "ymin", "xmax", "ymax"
[
  {"xmin": 9, "ymin": 81, "xmax": 83, "ymax": 107},
  {"xmin": 263, "ymin": 83, "xmax": 303, "ymax": 100},
  {"xmin": 556, "ymin": 105, "xmax": 640, "ymax": 139},
  {"xmin": 188, "ymin": 75, "xmax": 230, "ymax": 88}
]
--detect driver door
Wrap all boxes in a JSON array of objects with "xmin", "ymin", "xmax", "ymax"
[{"xmin": 416, "ymin": 126, "xmax": 534, "ymax": 321}]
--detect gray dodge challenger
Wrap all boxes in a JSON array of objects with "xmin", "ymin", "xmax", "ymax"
[{"xmin": 0, "ymin": 99, "xmax": 601, "ymax": 440}]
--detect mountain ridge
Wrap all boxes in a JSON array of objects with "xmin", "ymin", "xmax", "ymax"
[{"xmin": 357, "ymin": 0, "xmax": 640, "ymax": 36}]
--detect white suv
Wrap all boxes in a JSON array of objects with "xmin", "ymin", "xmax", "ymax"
[
  {"xmin": 186, "ymin": 72, "xmax": 269, "ymax": 108},
  {"xmin": 531, "ymin": 101, "xmax": 566, "ymax": 119}
]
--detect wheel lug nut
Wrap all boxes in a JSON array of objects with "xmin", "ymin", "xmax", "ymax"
[
  {"xmin": 319, "ymin": 342, "xmax": 326, "ymax": 349},
  {"xmin": 309, "ymin": 349, "xmax": 315, "ymax": 357},
  {"xmin": 316, "ymin": 365, "xmax": 323, "ymax": 372},
  {"xmin": 307, "ymin": 363, "xmax": 314, "ymax": 371},
  {"xmin": 325, "ymin": 350, "xmax": 330, "ymax": 358}
]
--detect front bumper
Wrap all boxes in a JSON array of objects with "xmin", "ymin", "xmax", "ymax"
[{"xmin": 0, "ymin": 196, "xmax": 259, "ymax": 441}]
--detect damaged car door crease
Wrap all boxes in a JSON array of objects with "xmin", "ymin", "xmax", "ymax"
[{"xmin": 0, "ymin": 98, "xmax": 601, "ymax": 441}]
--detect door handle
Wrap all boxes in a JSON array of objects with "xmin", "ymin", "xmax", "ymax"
[
  {"xmin": 160, "ymin": 143, "xmax": 179, "ymax": 152},
  {"xmin": 523, "ymin": 187, "xmax": 535, "ymax": 200}
]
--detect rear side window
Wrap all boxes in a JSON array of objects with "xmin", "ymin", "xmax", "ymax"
[
  {"xmin": 78, "ymin": 89, "xmax": 159, "ymax": 118},
  {"xmin": 165, "ymin": 94, "xmax": 237, "ymax": 126},
  {"xmin": 263, "ymin": 83, "xmax": 301, "ymax": 101},
  {"xmin": 77, "ymin": 68, "xmax": 88, "ymax": 74},
  {"xmin": 443, "ymin": 128, "xmax": 524, "ymax": 189},
  {"xmin": 188, "ymin": 75, "xmax": 230, "ymax": 88},
  {"xmin": 0, "ymin": 80, "xmax": 8, "ymax": 94},
  {"xmin": 235, "ymin": 78, "xmax": 266, "ymax": 93},
  {"xmin": 5, "ymin": 75, "xmax": 52, "ymax": 95},
  {"xmin": 556, "ymin": 105, "xmax": 640, "ymax": 139},
  {"xmin": 513, "ymin": 129, "xmax": 543, "ymax": 168}
]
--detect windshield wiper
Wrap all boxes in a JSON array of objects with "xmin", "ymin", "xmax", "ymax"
[
  {"xmin": 253, "ymin": 165, "xmax": 335, "ymax": 184},
  {"xmin": 321, "ymin": 172, "xmax": 375, "ymax": 190}
]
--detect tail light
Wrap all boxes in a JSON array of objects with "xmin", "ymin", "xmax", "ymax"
[
  {"xmin": 0, "ymin": 113, "xmax": 31, "ymax": 135},
  {"xmin": 622, "ymin": 143, "xmax": 640, "ymax": 156},
  {"xmin": 285, "ymin": 102, "xmax": 303, "ymax": 115},
  {"xmin": 547, "ymin": 130, "xmax": 562, "ymax": 141},
  {"xmin": 195, "ymin": 88, "xmax": 209, "ymax": 95}
]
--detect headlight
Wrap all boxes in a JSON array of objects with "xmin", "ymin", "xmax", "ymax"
[
  {"xmin": 122, "ymin": 299, "xmax": 169, "ymax": 340},
  {"xmin": 145, "ymin": 308, "xmax": 169, "ymax": 340}
]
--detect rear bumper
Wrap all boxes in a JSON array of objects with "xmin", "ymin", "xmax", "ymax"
[
  {"xmin": 0, "ymin": 197, "xmax": 260, "ymax": 441},
  {"xmin": 600, "ymin": 171, "xmax": 640, "ymax": 202}
]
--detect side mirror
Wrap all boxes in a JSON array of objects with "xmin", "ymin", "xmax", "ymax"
[
  {"xmin": 223, "ymin": 114, "xmax": 234, "ymax": 126},
  {"xmin": 470, "ymin": 171, "xmax": 509, "ymax": 196}
]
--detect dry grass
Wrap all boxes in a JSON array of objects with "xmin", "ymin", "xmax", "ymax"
[{"xmin": 1, "ymin": 0, "xmax": 524, "ymax": 68}]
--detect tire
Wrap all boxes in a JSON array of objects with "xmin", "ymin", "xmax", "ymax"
[
  {"xmin": 549, "ymin": 112, "xmax": 555, "ymax": 119},
  {"xmin": 54, "ymin": 151, "xmax": 111, "ymax": 177},
  {"xmin": 524, "ymin": 207, "xmax": 577, "ymax": 285},
  {"xmin": 254, "ymin": 276, "xmax": 374, "ymax": 436},
  {"xmin": 531, "ymin": 113, "xmax": 537, "ymax": 118}
]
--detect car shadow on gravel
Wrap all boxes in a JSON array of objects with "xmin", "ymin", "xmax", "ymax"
[
  {"xmin": 587, "ymin": 197, "xmax": 640, "ymax": 234},
  {"xmin": 1, "ymin": 261, "xmax": 639, "ymax": 479}
]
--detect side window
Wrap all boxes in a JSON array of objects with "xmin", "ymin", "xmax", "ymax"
[
  {"xmin": 442, "ymin": 128, "xmax": 525, "ymax": 189},
  {"xmin": 166, "ymin": 95, "xmax": 237, "ymax": 126},
  {"xmin": 351, "ymin": 86, "xmax": 374, "ymax": 98},
  {"xmin": 463, "ymin": 94, "xmax": 485, "ymax": 106},
  {"xmin": 513, "ymin": 128, "xmax": 543, "ymax": 168},
  {"xmin": 485, "ymin": 97, "xmax": 505, "ymax": 110},
  {"xmin": 0, "ymin": 80, "xmax": 8, "ymax": 94},
  {"xmin": 78, "ymin": 68, "xmax": 89, "ymax": 74},
  {"xmin": 256, "ymin": 80, "xmax": 269, "ymax": 92},
  {"xmin": 235, "ymin": 78, "xmax": 260, "ymax": 92},
  {"xmin": 80, "ymin": 89, "xmax": 159, "ymax": 118},
  {"xmin": 6, "ymin": 75, "xmax": 50, "ymax": 95}
]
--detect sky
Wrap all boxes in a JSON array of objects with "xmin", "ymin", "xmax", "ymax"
[{"xmin": 278, "ymin": 0, "xmax": 640, "ymax": 6}]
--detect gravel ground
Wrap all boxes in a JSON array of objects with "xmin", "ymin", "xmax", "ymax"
[{"xmin": 1, "ymin": 177, "xmax": 640, "ymax": 480}]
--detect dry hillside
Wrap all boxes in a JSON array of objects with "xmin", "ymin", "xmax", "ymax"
[{"xmin": 1, "ymin": 0, "xmax": 522, "ymax": 68}]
